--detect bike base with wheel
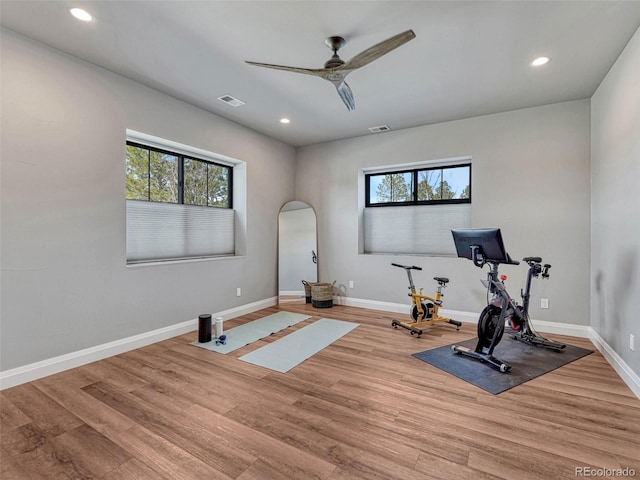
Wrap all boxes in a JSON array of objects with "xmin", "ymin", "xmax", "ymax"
[
  {"xmin": 451, "ymin": 344, "xmax": 511, "ymax": 373},
  {"xmin": 452, "ymin": 303, "xmax": 512, "ymax": 372},
  {"xmin": 391, "ymin": 316, "xmax": 462, "ymax": 338}
]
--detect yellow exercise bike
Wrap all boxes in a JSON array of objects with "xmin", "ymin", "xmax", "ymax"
[{"xmin": 391, "ymin": 263, "xmax": 462, "ymax": 337}]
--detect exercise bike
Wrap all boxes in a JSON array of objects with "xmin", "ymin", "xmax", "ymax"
[
  {"xmin": 451, "ymin": 228, "xmax": 565, "ymax": 373},
  {"xmin": 391, "ymin": 263, "xmax": 462, "ymax": 337}
]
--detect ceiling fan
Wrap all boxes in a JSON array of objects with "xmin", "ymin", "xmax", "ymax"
[{"xmin": 245, "ymin": 29, "xmax": 416, "ymax": 111}]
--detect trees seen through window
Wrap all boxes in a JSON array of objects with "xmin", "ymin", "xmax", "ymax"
[
  {"xmin": 125, "ymin": 143, "xmax": 231, "ymax": 208},
  {"xmin": 366, "ymin": 164, "xmax": 470, "ymax": 206}
]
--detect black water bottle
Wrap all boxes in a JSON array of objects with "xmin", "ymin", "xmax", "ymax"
[{"xmin": 198, "ymin": 314, "xmax": 212, "ymax": 343}]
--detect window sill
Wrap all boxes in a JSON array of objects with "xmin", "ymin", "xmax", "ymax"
[{"xmin": 126, "ymin": 255, "xmax": 245, "ymax": 269}]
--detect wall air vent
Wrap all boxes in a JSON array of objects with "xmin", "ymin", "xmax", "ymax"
[
  {"xmin": 368, "ymin": 125, "xmax": 391, "ymax": 133},
  {"xmin": 217, "ymin": 94, "xmax": 246, "ymax": 107}
]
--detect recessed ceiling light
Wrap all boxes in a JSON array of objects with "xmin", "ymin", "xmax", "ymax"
[
  {"xmin": 70, "ymin": 8, "xmax": 93, "ymax": 22},
  {"xmin": 280, "ymin": 118, "xmax": 290, "ymax": 124},
  {"xmin": 531, "ymin": 56, "xmax": 550, "ymax": 67}
]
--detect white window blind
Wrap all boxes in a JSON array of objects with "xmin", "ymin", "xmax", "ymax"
[
  {"xmin": 363, "ymin": 204, "xmax": 471, "ymax": 255},
  {"xmin": 126, "ymin": 200, "xmax": 234, "ymax": 263}
]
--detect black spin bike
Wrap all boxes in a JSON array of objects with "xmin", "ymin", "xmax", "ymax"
[{"xmin": 451, "ymin": 228, "xmax": 565, "ymax": 373}]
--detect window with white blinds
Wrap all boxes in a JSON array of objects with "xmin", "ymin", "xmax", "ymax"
[
  {"xmin": 362, "ymin": 158, "xmax": 472, "ymax": 255},
  {"xmin": 363, "ymin": 203, "xmax": 471, "ymax": 255},
  {"xmin": 125, "ymin": 131, "xmax": 237, "ymax": 264},
  {"xmin": 126, "ymin": 201, "xmax": 234, "ymax": 263}
]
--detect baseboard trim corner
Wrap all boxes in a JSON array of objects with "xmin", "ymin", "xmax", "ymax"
[{"xmin": 589, "ymin": 328, "xmax": 640, "ymax": 400}]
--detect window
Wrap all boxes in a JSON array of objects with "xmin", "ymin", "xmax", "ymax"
[
  {"xmin": 125, "ymin": 142, "xmax": 232, "ymax": 207},
  {"xmin": 125, "ymin": 135, "xmax": 236, "ymax": 264},
  {"xmin": 362, "ymin": 160, "xmax": 471, "ymax": 256},
  {"xmin": 366, "ymin": 164, "xmax": 470, "ymax": 206}
]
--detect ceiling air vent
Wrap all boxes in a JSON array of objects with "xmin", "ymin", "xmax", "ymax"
[
  {"xmin": 217, "ymin": 94, "xmax": 245, "ymax": 107},
  {"xmin": 368, "ymin": 125, "xmax": 391, "ymax": 133}
]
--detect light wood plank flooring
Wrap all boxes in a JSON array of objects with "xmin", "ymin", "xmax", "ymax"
[{"xmin": 2, "ymin": 304, "xmax": 639, "ymax": 479}]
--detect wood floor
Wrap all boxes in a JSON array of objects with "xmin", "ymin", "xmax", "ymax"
[{"xmin": 2, "ymin": 304, "xmax": 639, "ymax": 479}]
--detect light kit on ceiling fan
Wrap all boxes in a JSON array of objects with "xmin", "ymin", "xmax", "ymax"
[{"xmin": 246, "ymin": 30, "xmax": 416, "ymax": 111}]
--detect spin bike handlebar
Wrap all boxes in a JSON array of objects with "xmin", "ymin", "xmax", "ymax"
[
  {"xmin": 391, "ymin": 263, "xmax": 422, "ymax": 271},
  {"xmin": 470, "ymin": 245, "xmax": 519, "ymax": 268}
]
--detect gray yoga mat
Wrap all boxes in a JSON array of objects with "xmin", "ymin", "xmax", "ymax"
[
  {"xmin": 413, "ymin": 335, "xmax": 592, "ymax": 394},
  {"xmin": 191, "ymin": 311, "xmax": 310, "ymax": 354},
  {"xmin": 238, "ymin": 318, "xmax": 359, "ymax": 373}
]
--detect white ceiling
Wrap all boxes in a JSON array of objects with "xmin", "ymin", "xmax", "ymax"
[{"xmin": 2, "ymin": 1, "xmax": 640, "ymax": 147}]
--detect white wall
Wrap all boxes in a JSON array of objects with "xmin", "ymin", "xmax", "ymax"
[
  {"xmin": 591, "ymin": 27, "xmax": 640, "ymax": 376},
  {"xmin": 0, "ymin": 29, "xmax": 296, "ymax": 371},
  {"xmin": 296, "ymin": 100, "xmax": 591, "ymax": 326}
]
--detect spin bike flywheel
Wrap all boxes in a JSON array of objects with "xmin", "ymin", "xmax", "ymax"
[
  {"xmin": 411, "ymin": 303, "xmax": 434, "ymax": 321},
  {"xmin": 477, "ymin": 305, "xmax": 505, "ymax": 349}
]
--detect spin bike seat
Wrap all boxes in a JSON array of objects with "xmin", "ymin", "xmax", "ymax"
[
  {"xmin": 434, "ymin": 277, "xmax": 449, "ymax": 284},
  {"xmin": 523, "ymin": 256, "xmax": 542, "ymax": 263}
]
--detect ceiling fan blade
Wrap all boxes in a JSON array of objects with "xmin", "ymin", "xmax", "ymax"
[
  {"xmin": 336, "ymin": 80, "xmax": 355, "ymax": 111},
  {"xmin": 246, "ymin": 31, "xmax": 414, "ymax": 111},
  {"xmin": 245, "ymin": 61, "xmax": 326, "ymax": 77},
  {"xmin": 340, "ymin": 30, "xmax": 416, "ymax": 71},
  {"xmin": 247, "ymin": 59, "xmax": 355, "ymax": 110}
]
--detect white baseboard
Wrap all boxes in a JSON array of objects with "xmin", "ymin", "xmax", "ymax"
[
  {"xmin": 0, "ymin": 296, "xmax": 278, "ymax": 390},
  {"xmin": 334, "ymin": 296, "xmax": 590, "ymax": 337},
  {"xmin": 527, "ymin": 319, "xmax": 591, "ymax": 338},
  {"xmin": 279, "ymin": 290, "xmax": 305, "ymax": 296},
  {"xmin": 589, "ymin": 329, "xmax": 640, "ymax": 399},
  {"xmin": 333, "ymin": 296, "xmax": 408, "ymax": 314}
]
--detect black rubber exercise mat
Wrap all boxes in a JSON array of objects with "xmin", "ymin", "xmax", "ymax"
[{"xmin": 413, "ymin": 336, "xmax": 593, "ymax": 394}]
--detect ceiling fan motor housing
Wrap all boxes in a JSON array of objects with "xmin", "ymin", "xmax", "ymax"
[
  {"xmin": 324, "ymin": 54, "xmax": 345, "ymax": 69},
  {"xmin": 324, "ymin": 36, "xmax": 346, "ymax": 68}
]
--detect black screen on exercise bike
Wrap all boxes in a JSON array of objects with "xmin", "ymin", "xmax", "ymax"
[{"xmin": 451, "ymin": 228, "xmax": 509, "ymax": 263}]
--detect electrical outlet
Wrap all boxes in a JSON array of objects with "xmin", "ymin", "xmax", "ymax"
[
  {"xmin": 541, "ymin": 298, "xmax": 549, "ymax": 309},
  {"xmin": 349, "ymin": 280, "xmax": 354, "ymax": 289},
  {"xmin": 631, "ymin": 334, "xmax": 635, "ymax": 351},
  {"xmin": 236, "ymin": 287, "xmax": 241, "ymax": 297}
]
